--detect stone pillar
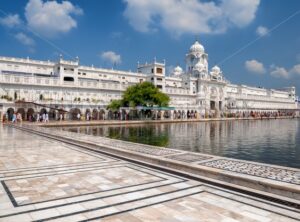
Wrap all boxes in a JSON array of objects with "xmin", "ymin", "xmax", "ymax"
[
  {"xmin": 24, "ymin": 112, "xmax": 28, "ymax": 121},
  {"xmin": 161, "ymin": 111, "xmax": 165, "ymax": 120},
  {"xmin": 170, "ymin": 110, "xmax": 174, "ymax": 120},
  {"xmin": 105, "ymin": 111, "xmax": 109, "ymax": 120},
  {"xmin": 64, "ymin": 112, "xmax": 68, "ymax": 121},
  {"xmin": 121, "ymin": 110, "xmax": 125, "ymax": 121}
]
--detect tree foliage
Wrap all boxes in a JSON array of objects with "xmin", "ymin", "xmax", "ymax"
[
  {"xmin": 107, "ymin": 82, "xmax": 170, "ymax": 110},
  {"xmin": 106, "ymin": 99, "xmax": 123, "ymax": 111}
]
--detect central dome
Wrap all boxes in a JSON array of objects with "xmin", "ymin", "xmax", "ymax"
[{"xmin": 189, "ymin": 41, "xmax": 204, "ymax": 53}]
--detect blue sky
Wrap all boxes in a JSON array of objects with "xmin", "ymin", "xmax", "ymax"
[{"xmin": 0, "ymin": 0, "xmax": 300, "ymax": 93}]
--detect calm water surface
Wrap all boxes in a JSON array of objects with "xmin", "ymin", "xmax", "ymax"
[{"xmin": 63, "ymin": 119, "xmax": 300, "ymax": 168}]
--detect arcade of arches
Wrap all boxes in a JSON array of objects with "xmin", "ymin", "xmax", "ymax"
[{"xmin": 1, "ymin": 106, "xmax": 199, "ymax": 121}]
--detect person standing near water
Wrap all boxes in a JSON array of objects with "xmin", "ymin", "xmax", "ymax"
[
  {"xmin": 45, "ymin": 113, "xmax": 49, "ymax": 122},
  {"xmin": 12, "ymin": 113, "xmax": 16, "ymax": 123}
]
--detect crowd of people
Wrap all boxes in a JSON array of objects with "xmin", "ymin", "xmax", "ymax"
[
  {"xmin": 2, "ymin": 112, "xmax": 51, "ymax": 123},
  {"xmin": 1, "ymin": 110, "xmax": 298, "ymax": 123},
  {"xmin": 2, "ymin": 112, "xmax": 23, "ymax": 123},
  {"xmin": 221, "ymin": 111, "xmax": 296, "ymax": 119}
]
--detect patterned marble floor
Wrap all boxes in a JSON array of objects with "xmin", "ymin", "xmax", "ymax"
[{"xmin": 0, "ymin": 125, "xmax": 299, "ymax": 222}]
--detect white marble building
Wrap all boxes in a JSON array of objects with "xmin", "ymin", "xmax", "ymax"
[{"xmin": 0, "ymin": 41, "xmax": 298, "ymax": 120}]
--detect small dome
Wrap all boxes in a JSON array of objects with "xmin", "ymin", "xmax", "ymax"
[
  {"xmin": 189, "ymin": 41, "xmax": 204, "ymax": 53},
  {"xmin": 194, "ymin": 62, "xmax": 204, "ymax": 71},
  {"xmin": 173, "ymin": 65, "xmax": 183, "ymax": 76},
  {"xmin": 211, "ymin": 65, "xmax": 221, "ymax": 75},
  {"xmin": 174, "ymin": 65, "xmax": 182, "ymax": 73}
]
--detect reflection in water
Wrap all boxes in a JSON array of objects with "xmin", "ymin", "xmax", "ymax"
[{"xmin": 64, "ymin": 119, "xmax": 300, "ymax": 168}]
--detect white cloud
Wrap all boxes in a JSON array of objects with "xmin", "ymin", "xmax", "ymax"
[
  {"xmin": 245, "ymin": 59, "xmax": 266, "ymax": 74},
  {"xmin": 101, "ymin": 51, "xmax": 122, "ymax": 65},
  {"xmin": 0, "ymin": 14, "xmax": 21, "ymax": 28},
  {"xmin": 123, "ymin": 0, "xmax": 260, "ymax": 36},
  {"xmin": 14, "ymin": 32, "xmax": 35, "ymax": 47},
  {"xmin": 268, "ymin": 63, "xmax": 300, "ymax": 79},
  {"xmin": 270, "ymin": 66, "xmax": 289, "ymax": 79},
  {"xmin": 256, "ymin": 26, "xmax": 268, "ymax": 37},
  {"xmin": 221, "ymin": 0, "xmax": 260, "ymax": 28},
  {"xmin": 25, "ymin": 0, "xmax": 83, "ymax": 38},
  {"xmin": 290, "ymin": 64, "xmax": 300, "ymax": 75}
]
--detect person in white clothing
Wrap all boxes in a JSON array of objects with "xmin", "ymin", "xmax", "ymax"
[{"xmin": 45, "ymin": 113, "xmax": 49, "ymax": 122}]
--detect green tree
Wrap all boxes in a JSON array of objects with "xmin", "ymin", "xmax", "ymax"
[
  {"xmin": 107, "ymin": 99, "xmax": 123, "ymax": 111},
  {"xmin": 122, "ymin": 82, "xmax": 170, "ymax": 107},
  {"xmin": 107, "ymin": 82, "xmax": 170, "ymax": 110}
]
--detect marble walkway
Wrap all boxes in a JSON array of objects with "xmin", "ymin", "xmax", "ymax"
[{"xmin": 0, "ymin": 125, "xmax": 299, "ymax": 221}]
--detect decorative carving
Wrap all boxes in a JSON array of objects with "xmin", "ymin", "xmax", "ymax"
[{"xmin": 200, "ymin": 159, "xmax": 300, "ymax": 185}]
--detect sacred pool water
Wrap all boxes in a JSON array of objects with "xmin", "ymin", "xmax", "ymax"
[{"xmin": 63, "ymin": 119, "xmax": 300, "ymax": 168}]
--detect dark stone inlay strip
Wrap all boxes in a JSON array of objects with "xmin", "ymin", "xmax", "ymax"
[
  {"xmin": 0, "ymin": 161, "xmax": 119, "ymax": 179},
  {"xmin": 80, "ymin": 191, "xmax": 204, "ymax": 222},
  {"xmin": 2, "ymin": 163, "xmax": 125, "ymax": 182},
  {"xmin": 1, "ymin": 181, "xmax": 17, "ymax": 207},
  {"xmin": 2, "ymin": 165, "xmax": 167, "ymax": 207},
  {"xmin": 0, "ymin": 160, "xmax": 105, "ymax": 174},
  {"xmin": 0, "ymin": 179, "xmax": 186, "ymax": 219},
  {"xmin": 203, "ymin": 189, "xmax": 300, "ymax": 220},
  {"xmin": 203, "ymin": 184, "xmax": 300, "ymax": 213},
  {"xmin": 34, "ymin": 185, "xmax": 203, "ymax": 222}
]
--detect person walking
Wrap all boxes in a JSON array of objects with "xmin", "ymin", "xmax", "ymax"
[
  {"xmin": 42, "ymin": 113, "xmax": 46, "ymax": 122},
  {"xmin": 17, "ymin": 113, "xmax": 22, "ymax": 122},
  {"xmin": 2, "ymin": 114, "xmax": 6, "ymax": 123},
  {"xmin": 45, "ymin": 113, "xmax": 49, "ymax": 122}
]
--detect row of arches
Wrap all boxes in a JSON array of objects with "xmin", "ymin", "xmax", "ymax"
[
  {"xmin": 5, "ymin": 107, "xmax": 109, "ymax": 121},
  {"xmin": 4, "ymin": 107, "xmax": 200, "ymax": 122},
  {"xmin": 5, "ymin": 107, "xmax": 61, "ymax": 121},
  {"xmin": 69, "ymin": 108, "xmax": 106, "ymax": 120},
  {"xmin": 174, "ymin": 110, "xmax": 198, "ymax": 119},
  {"xmin": 6, "ymin": 108, "xmax": 34, "ymax": 121}
]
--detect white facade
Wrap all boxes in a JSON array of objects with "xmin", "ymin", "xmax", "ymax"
[{"xmin": 0, "ymin": 41, "xmax": 298, "ymax": 120}]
